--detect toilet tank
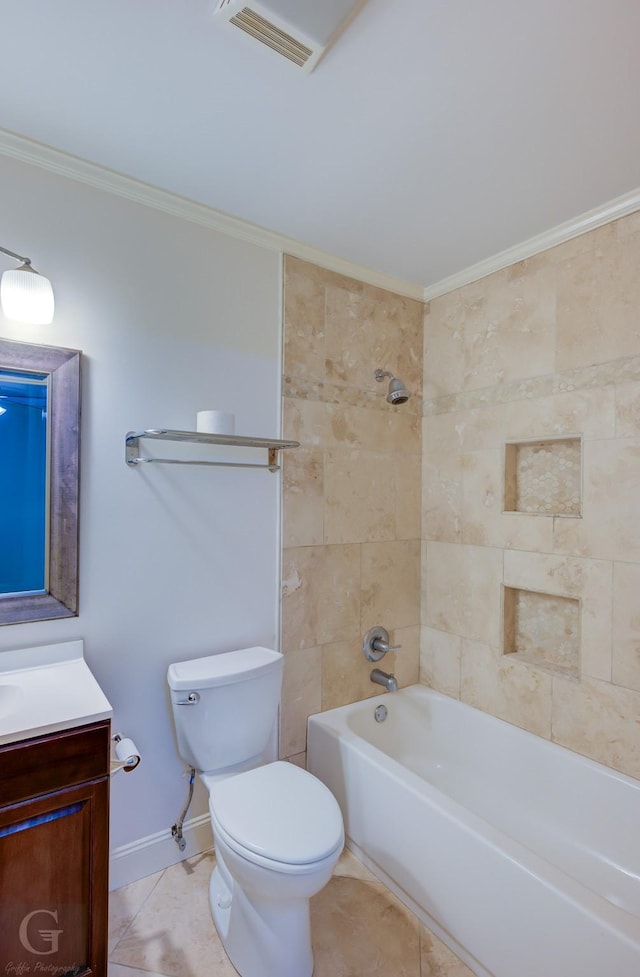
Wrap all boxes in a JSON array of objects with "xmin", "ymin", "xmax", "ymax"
[{"xmin": 167, "ymin": 647, "xmax": 284, "ymax": 774}]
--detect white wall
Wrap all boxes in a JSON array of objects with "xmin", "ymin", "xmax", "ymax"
[{"xmin": 0, "ymin": 154, "xmax": 282, "ymax": 882}]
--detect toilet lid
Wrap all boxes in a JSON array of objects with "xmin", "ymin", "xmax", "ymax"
[{"xmin": 210, "ymin": 761, "xmax": 343, "ymax": 865}]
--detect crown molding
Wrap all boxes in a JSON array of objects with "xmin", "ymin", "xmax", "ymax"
[
  {"xmin": 423, "ymin": 187, "xmax": 640, "ymax": 302},
  {"xmin": 0, "ymin": 127, "xmax": 424, "ymax": 301}
]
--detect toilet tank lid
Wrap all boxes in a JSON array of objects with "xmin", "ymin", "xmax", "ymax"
[{"xmin": 167, "ymin": 647, "xmax": 283, "ymax": 691}]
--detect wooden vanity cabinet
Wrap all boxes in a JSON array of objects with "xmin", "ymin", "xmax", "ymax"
[{"xmin": 0, "ymin": 720, "xmax": 110, "ymax": 977}]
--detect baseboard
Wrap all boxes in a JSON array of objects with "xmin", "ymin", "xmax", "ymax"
[{"xmin": 109, "ymin": 813, "xmax": 213, "ymax": 891}]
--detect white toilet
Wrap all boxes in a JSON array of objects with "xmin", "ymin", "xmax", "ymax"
[{"xmin": 167, "ymin": 646, "xmax": 344, "ymax": 977}]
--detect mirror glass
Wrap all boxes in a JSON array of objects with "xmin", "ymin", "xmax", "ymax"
[
  {"xmin": 0, "ymin": 371, "xmax": 49, "ymax": 595},
  {"xmin": 0, "ymin": 339, "xmax": 80, "ymax": 625}
]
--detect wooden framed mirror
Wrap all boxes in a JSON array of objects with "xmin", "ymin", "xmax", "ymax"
[{"xmin": 0, "ymin": 338, "xmax": 81, "ymax": 625}]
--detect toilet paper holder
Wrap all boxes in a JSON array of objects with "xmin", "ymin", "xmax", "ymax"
[{"xmin": 111, "ymin": 732, "xmax": 141, "ymax": 775}]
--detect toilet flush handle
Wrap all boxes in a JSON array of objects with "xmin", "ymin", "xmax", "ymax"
[{"xmin": 175, "ymin": 692, "xmax": 200, "ymax": 705}]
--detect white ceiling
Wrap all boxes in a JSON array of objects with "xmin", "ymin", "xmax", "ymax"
[{"xmin": 1, "ymin": 0, "xmax": 640, "ymax": 288}]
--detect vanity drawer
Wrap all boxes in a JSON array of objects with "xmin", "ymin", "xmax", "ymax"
[{"xmin": 0, "ymin": 720, "xmax": 110, "ymax": 806}]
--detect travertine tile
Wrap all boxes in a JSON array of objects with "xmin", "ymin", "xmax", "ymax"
[
  {"xmin": 321, "ymin": 638, "xmax": 379, "ymax": 710},
  {"xmin": 280, "ymin": 645, "xmax": 322, "ymax": 757},
  {"xmin": 325, "ymin": 448, "xmax": 396, "ymax": 544},
  {"xmin": 503, "ymin": 549, "xmax": 613, "ymax": 681},
  {"xmin": 282, "ymin": 446, "xmax": 324, "ymax": 547},
  {"xmin": 287, "ymin": 750, "xmax": 307, "ymax": 768},
  {"xmin": 424, "ymin": 289, "xmax": 467, "ymax": 399},
  {"xmin": 361, "ymin": 539, "xmax": 421, "ymax": 631},
  {"xmin": 612, "ymin": 562, "xmax": 640, "ymax": 692},
  {"xmin": 283, "ymin": 396, "xmax": 331, "ymax": 447},
  {"xmin": 109, "ymin": 965, "xmax": 168, "ymax": 977},
  {"xmin": 390, "ymin": 625, "xmax": 420, "ymax": 688},
  {"xmin": 283, "ymin": 255, "xmax": 327, "ymax": 383},
  {"xmin": 460, "ymin": 639, "xmax": 552, "ymax": 739},
  {"xmin": 551, "ymin": 675, "xmax": 640, "ymax": 779},
  {"xmin": 505, "ymin": 387, "xmax": 615, "ymax": 441},
  {"xmin": 110, "ymin": 853, "xmax": 237, "ymax": 977},
  {"xmin": 420, "ymin": 627, "xmax": 462, "ymax": 698},
  {"xmin": 553, "ymin": 438, "xmax": 640, "ymax": 563},
  {"xmin": 324, "ymin": 284, "xmax": 401, "ymax": 390},
  {"xmin": 108, "ymin": 871, "xmax": 163, "ymax": 953},
  {"xmin": 425, "ymin": 405, "xmax": 506, "ymax": 453},
  {"xmin": 503, "ymin": 587, "xmax": 580, "ymax": 677},
  {"xmin": 395, "ymin": 452, "xmax": 422, "ymax": 540},
  {"xmin": 422, "ymin": 437, "xmax": 463, "ymax": 543},
  {"xmin": 281, "ymin": 544, "xmax": 361, "ymax": 651},
  {"xmin": 461, "ymin": 449, "xmax": 554, "ymax": 550},
  {"xmin": 420, "ymin": 925, "xmax": 477, "ymax": 977},
  {"xmin": 461, "ymin": 262, "xmax": 556, "ymax": 391},
  {"xmin": 616, "ymin": 209, "xmax": 640, "ymax": 239},
  {"xmin": 615, "ymin": 381, "xmax": 640, "ymax": 437},
  {"xmin": 334, "ymin": 847, "xmax": 379, "ymax": 884},
  {"xmin": 556, "ymin": 229, "xmax": 640, "ymax": 371},
  {"xmin": 423, "ymin": 542, "xmax": 502, "ymax": 647},
  {"xmin": 311, "ymin": 876, "xmax": 420, "ymax": 977}
]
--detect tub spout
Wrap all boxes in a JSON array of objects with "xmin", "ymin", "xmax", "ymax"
[{"xmin": 370, "ymin": 668, "xmax": 398, "ymax": 692}]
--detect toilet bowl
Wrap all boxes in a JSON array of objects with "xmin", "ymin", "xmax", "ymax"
[
  {"xmin": 167, "ymin": 647, "xmax": 344, "ymax": 977},
  {"xmin": 207, "ymin": 761, "xmax": 344, "ymax": 977}
]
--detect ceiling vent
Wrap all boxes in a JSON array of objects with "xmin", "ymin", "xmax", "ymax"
[{"xmin": 214, "ymin": 0, "xmax": 365, "ymax": 73}]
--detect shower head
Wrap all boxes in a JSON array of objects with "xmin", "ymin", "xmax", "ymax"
[{"xmin": 374, "ymin": 369, "xmax": 411, "ymax": 405}]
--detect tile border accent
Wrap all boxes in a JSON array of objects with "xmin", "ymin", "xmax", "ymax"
[
  {"xmin": 425, "ymin": 354, "xmax": 640, "ymax": 415},
  {"xmin": 284, "ymin": 374, "xmax": 423, "ymax": 414}
]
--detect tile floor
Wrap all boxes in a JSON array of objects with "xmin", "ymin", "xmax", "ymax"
[{"xmin": 108, "ymin": 847, "xmax": 476, "ymax": 977}]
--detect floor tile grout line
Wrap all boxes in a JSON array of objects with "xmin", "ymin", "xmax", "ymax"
[{"xmin": 109, "ymin": 868, "xmax": 168, "ymax": 958}]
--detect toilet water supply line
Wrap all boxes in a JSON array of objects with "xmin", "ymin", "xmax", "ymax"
[{"xmin": 172, "ymin": 766, "xmax": 196, "ymax": 852}]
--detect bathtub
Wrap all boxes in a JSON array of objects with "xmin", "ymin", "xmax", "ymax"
[{"xmin": 307, "ymin": 684, "xmax": 640, "ymax": 977}]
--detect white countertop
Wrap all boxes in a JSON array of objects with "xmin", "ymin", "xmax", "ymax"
[{"xmin": 0, "ymin": 639, "xmax": 113, "ymax": 745}]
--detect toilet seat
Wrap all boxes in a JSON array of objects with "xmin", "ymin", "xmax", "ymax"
[{"xmin": 209, "ymin": 761, "xmax": 344, "ymax": 867}]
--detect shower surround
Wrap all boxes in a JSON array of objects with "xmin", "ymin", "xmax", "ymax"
[
  {"xmin": 279, "ymin": 256, "xmax": 424, "ymax": 763},
  {"xmin": 422, "ymin": 210, "xmax": 640, "ymax": 781},
  {"xmin": 281, "ymin": 209, "xmax": 640, "ymax": 787}
]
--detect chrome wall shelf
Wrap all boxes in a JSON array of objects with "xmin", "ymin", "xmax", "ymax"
[{"xmin": 125, "ymin": 429, "xmax": 299, "ymax": 472}]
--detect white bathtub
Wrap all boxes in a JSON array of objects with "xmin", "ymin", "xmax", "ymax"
[{"xmin": 307, "ymin": 684, "xmax": 640, "ymax": 977}]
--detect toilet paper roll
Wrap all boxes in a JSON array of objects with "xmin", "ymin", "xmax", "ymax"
[
  {"xmin": 196, "ymin": 410, "xmax": 235, "ymax": 435},
  {"xmin": 114, "ymin": 736, "xmax": 141, "ymax": 772}
]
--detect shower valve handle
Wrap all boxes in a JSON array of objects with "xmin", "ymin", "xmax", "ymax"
[
  {"xmin": 363, "ymin": 626, "xmax": 402, "ymax": 662},
  {"xmin": 373, "ymin": 637, "xmax": 402, "ymax": 654}
]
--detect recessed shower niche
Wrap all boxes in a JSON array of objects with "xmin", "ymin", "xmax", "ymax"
[
  {"xmin": 504, "ymin": 437, "xmax": 582, "ymax": 516},
  {"xmin": 503, "ymin": 586, "xmax": 580, "ymax": 678}
]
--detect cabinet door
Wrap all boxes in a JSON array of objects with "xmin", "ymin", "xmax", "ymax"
[{"xmin": 0, "ymin": 778, "xmax": 109, "ymax": 976}]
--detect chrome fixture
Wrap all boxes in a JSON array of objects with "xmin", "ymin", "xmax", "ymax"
[
  {"xmin": 370, "ymin": 668, "xmax": 398, "ymax": 693},
  {"xmin": 363, "ymin": 625, "xmax": 402, "ymax": 662},
  {"xmin": 0, "ymin": 245, "xmax": 55, "ymax": 324},
  {"xmin": 374, "ymin": 368, "xmax": 411, "ymax": 405},
  {"xmin": 374, "ymin": 704, "xmax": 388, "ymax": 723}
]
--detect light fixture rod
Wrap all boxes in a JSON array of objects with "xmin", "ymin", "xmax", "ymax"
[{"xmin": 0, "ymin": 245, "xmax": 32, "ymax": 266}]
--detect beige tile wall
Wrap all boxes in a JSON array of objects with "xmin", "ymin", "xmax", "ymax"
[
  {"xmin": 422, "ymin": 213, "xmax": 640, "ymax": 779},
  {"xmin": 280, "ymin": 256, "xmax": 424, "ymax": 761}
]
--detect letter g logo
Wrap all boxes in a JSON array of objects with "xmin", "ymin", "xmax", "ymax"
[{"xmin": 18, "ymin": 909, "xmax": 63, "ymax": 954}]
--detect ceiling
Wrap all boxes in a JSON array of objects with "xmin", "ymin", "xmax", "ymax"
[{"xmin": 1, "ymin": 0, "xmax": 640, "ymax": 288}]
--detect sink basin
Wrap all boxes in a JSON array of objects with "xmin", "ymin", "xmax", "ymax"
[
  {"xmin": 0, "ymin": 682, "xmax": 22, "ymax": 719},
  {"xmin": 0, "ymin": 639, "xmax": 112, "ymax": 745}
]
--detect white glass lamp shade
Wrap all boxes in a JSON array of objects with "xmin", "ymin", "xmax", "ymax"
[{"xmin": 1, "ymin": 263, "xmax": 55, "ymax": 324}]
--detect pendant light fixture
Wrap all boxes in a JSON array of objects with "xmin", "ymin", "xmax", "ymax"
[{"xmin": 0, "ymin": 245, "xmax": 55, "ymax": 325}]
